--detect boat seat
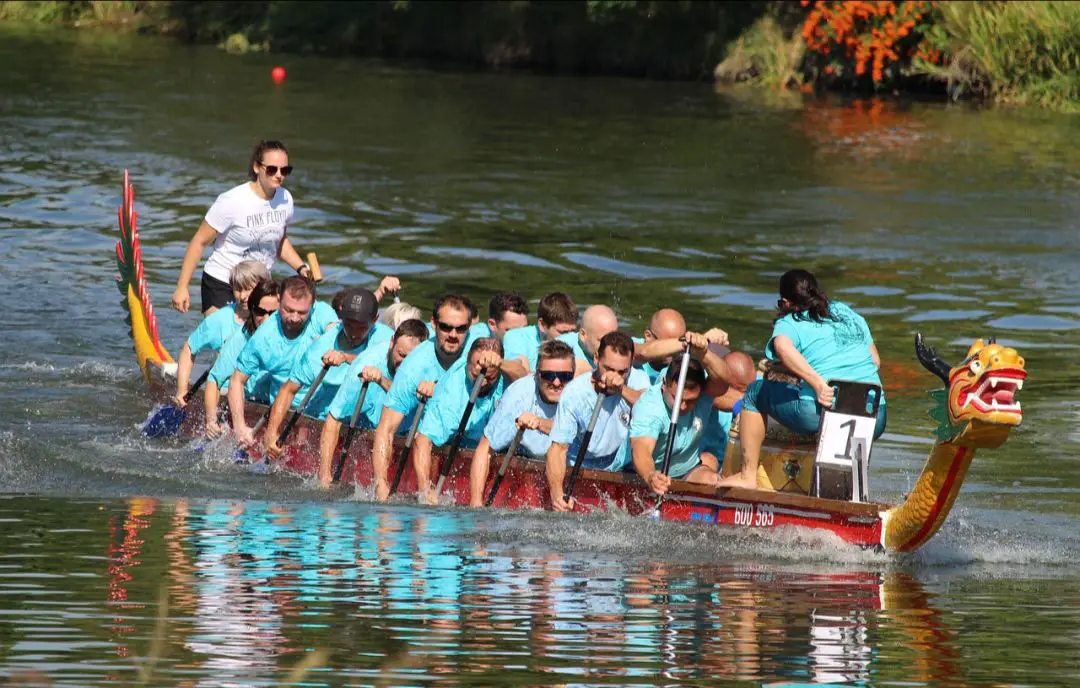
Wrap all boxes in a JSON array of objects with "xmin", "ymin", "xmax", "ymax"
[{"xmin": 811, "ymin": 380, "xmax": 882, "ymax": 502}]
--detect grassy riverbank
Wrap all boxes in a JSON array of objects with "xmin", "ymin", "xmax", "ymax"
[{"xmin": 2, "ymin": 1, "xmax": 1077, "ymax": 110}]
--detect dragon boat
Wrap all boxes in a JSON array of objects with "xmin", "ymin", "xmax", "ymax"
[{"xmin": 115, "ymin": 172, "xmax": 1027, "ymax": 552}]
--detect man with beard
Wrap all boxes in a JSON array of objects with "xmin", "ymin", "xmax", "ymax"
[
  {"xmin": 265, "ymin": 287, "xmax": 390, "ymax": 458},
  {"xmin": 468, "ymin": 292, "xmax": 530, "ymax": 342},
  {"xmin": 369, "ymin": 294, "xmax": 476, "ymax": 501},
  {"xmin": 546, "ymin": 331, "xmax": 652, "ymax": 512},
  {"xmin": 468, "ymin": 339, "xmax": 575, "ymax": 506},
  {"xmin": 317, "ymin": 318, "xmax": 429, "ymax": 487},
  {"xmin": 227, "ymin": 276, "xmax": 336, "ymax": 447},
  {"xmin": 412, "ymin": 337, "xmax": 506, "ymax": 505},
  {"xmin": 556, "ymin": 304, "xmax": 619, "ymax": 376}
]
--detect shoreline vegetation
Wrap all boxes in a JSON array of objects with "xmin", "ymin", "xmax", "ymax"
[{"xmin": 2, "ymin": 0, "xmax": 1077, "ymax": 111}]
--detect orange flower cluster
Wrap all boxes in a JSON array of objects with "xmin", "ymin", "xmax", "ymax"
[{"xmin": 801, "ymin": 0, "xmax": 941, "ymax": 84}]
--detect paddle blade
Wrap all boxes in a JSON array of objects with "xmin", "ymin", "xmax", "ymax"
[{"xmin": 143, "ymin": 404, "xmax": 186, "ymax": 438}]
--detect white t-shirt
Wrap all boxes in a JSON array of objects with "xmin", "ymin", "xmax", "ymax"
[{"xmin": 202, "ymin": 182, "xmax": 294, "ymax": 283}]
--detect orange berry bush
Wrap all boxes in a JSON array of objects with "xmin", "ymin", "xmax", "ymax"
[{"xmin": 801, "ymin": 0, "xmax": 943, "ymax": 87}]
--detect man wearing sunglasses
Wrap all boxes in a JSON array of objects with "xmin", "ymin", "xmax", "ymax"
[
  {"xmin": 502, "ymin": 292, "xmax": 579, "ymax": 381},
  {"xmin": 370, "ymin": 294, "xmax": 478, "ymax": 501},
  {"xmin": 556, "ymin": 304, "xmax": 621, "ymax": 377},
  {"xmin": 467, "ymin": 340, "xmax": 576, "ymax": 506},
  {"xmin": 546, "ymin": 331, "xmax": 652, "ymax": 512},
  {"xmin": 228, "ymin": 276, "xmax": 337, "ymax": 448},
  {"xmin": 264, "ymin": 287, "xmax": 392, "ymax": 459},
  {"xmin": 318, "ymin": 318, "xmax": 429, "ymax": 486},
  {"xmin": 412, "ymin": 337, "xmax": 507, "ymax": 505}
]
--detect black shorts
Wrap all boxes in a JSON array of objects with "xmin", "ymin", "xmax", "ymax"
[{"xmin": 200, "ymin": 272, "xmax": 233, "ymax": 313}]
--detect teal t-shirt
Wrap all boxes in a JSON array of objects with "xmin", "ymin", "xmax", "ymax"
[
  {"xmin": 503, "ymin": 324, "xmax": 544, "ymax": 372},
  {"xmin": 382, "ymin": 339, "xmax": 462, "ymax": 429},
  {"xmin": 469, "ymin": 322, "xmax": 492, "ymax": 339},
  {"xmin": 549, "ymin": 367, "xmax": 650, "ymax": 471},
  {"xmin": 327, "ymin": 340, "xmax": 395, "ymax": 431},
  {"xmin": 417, "ymin": 364, "xmax": 506, "ymax": 448},
  {"xmin": 483, "ymin": 376, "xmax": 558, "ymax": 458},
  {"xmin": 629, "ymin": 383, "xmax": 719, "ymax": 479},
  {"xmin": 207, "ymin": 329, "xmax": 271, "ymax": 401},
  {"xmin": 631, "ymin": 335, "xmax": 669, "ymax": 385},
  {"xmin": 700, "ymin": 408, "xmax": 733, "ymax": 458},
  {"xmin": 186, "ymin": 304, "xmax": 242, "ymax": 356},
  {"xmin": 287, "ymin": 322, "xmax": 392, "ymax": 420},
  {"xmin": 766, "ymin": 301, "xmax": 881, "ymax": 400},
  {"xmin": 371, "ymin": 321, "xmax": 395, "ymax": 343},
  {"xmin": 234, "ymin": 301, "xmax": 337, "ymax": 401},
  {"xmin": 556, "ymin": 332, "xmax": 593, "ymax": 369}
]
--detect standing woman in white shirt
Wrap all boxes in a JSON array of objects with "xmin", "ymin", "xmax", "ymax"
[{"xmin": 171, "ymin": 140, "xmax": 314, "ymax": 315}]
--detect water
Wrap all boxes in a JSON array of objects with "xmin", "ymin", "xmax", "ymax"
[{"xmin": 1, "ymin": 25, "xmax": 1079, "ymax": 685}]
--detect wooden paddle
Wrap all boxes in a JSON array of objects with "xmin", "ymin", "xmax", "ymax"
[
  {"xmin": 388, "ymin": 397, "xmax": 427, "ymax": 495},
  {"xmin": 434, "ymin": 368, "xmax": 487, "ymax": 496},
  {"xmin": 305, "ymin": 252, "xmax": 324, "ymax": 283},
  {"xmin": 485, "ymin": 426, "xmax": 526, "ymax": 507},
  {"xmin": 331, "ymin": 379, "xmax": 370, "ymax": 484}
]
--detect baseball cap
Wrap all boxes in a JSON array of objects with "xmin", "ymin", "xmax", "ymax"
[{"xmin": 336, "ymin": 287, "xmax": 378, "ymax": 322}]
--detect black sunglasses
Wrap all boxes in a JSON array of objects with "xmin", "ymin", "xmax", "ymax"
[
  {"xmin": 435, "ymin": 320, "xmax": 469, "ymax": 334},
  {"xmin": 538, "ymin": 370, "xmax": 574, "ymax": 385},
  {"xmin": 252, "ymin": 306, "xmax": 277, "ymax": 317},
  {"xmin": 262, "ymin": 164, "xmax": 293, "ymax": 178}
]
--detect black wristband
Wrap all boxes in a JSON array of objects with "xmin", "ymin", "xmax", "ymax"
[{"xmin": 297, "ymin": 263, "xmax": 311, "ymax": 276}]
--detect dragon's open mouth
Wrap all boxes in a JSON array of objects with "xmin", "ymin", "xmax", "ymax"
[{"xmin": 958, "ymin": 369, "xmax": 1026, "ymax": 415}]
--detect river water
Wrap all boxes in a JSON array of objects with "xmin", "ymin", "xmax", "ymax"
[{"xmin": 1, "ymin": 25, "xmax": 1079, "ymax": 686}]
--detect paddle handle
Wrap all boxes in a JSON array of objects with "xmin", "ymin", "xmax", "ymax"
[
  {"xmin": 485, "ymin": 425, "xmax": 525, "ymax": 507},
  {"xmin": 563, "ymin": 393, "xmax": 605, "ymax": 500},
  {"xmin": 184, "ymin": 368, "xmax": 211, "ymax": 404},
  {"xmin": 279, "ymin": 364, "xmax": 331, "ymax": 446},
  {"xmin": 232, "ymin": 408, "xmax": 271, "ymax": 462},
  {"xmin": 332, "ymin": 379, "xmax": 370, "ymax": 484},
  {"xmin": 435, "ymin": 369, "xmax": 486, "ymax": 495},
  {"xmin": 306, "ymin": 252, "xmax": 323, "ymax": 283},
  {"xmin": 389, "ymin": 397, "xmax": 427, "ymax": 495}
]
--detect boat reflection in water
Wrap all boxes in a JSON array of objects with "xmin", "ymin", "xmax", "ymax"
[{"xmin": 101, "ymin": 498, "xmax": 964, "ymax": 685}]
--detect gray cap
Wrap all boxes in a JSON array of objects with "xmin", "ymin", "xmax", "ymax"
[{"xmin": 337, "ymin": 287, "xmax": 378, "ymax": 322}]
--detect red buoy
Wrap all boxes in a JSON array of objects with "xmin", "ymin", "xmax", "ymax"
[{"xmin": 271, "ymin": 66, "xmax": 286, "ymax": 84}]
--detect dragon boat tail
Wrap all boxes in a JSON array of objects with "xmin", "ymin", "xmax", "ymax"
[{"xmin": 114, "ymin": 172, "xmax": 1027, "ymax": 553}]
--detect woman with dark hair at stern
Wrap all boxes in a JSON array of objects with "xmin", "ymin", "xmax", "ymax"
[
  {"xmin": 170, "ymin": 140, "xmax": 313, "ymax": 315},
  {"xmin": 718, "ymin": 269, "xmax": 887, "ymax": 490}
]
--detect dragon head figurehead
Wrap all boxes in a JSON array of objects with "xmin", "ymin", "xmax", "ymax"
[{"xmin": 915, "ymin": 333, "xmax": 1026, "ymax": 448}]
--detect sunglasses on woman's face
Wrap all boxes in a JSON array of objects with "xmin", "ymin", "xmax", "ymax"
[
  {"xmin": 538, "ymin": 370, "xmax": 574, "ymax": 385},
  {"xmin": 262, "ymin": 164, "xmax": 293, "ymax": 178},
  {"xmin": 252, "ymin": 306, "xmax": 277, "ymax": 317}
]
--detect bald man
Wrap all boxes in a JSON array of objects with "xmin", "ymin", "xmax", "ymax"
[
  {"xmin": 557, "ymin": 304, "xmax": 619, "ymax": 377},
  {"xmin": 634, "ymin": 307, "xmax": 731, "ymax": 385}
]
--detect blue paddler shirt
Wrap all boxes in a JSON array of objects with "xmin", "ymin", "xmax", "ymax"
[
  {"xmin": 503, "ymin": 324, "xmax": 545, "ymax": 372},
  {"xmin": 382, "ymin": 339, "xmax": 462, "ymax": 429},
  {"xmin": 207, "ymin": 329, "xmax": 271, "ymax": 402},
  {"xmin": 483, "ymin": 376, "xmax": 559, "ymax": 458},
  {"xmin": 556, "ymin": 332, "xmax": 593, "ymax": 369},
  {"xmin": 286, "ymin": 322, "xmax": 392, "ymax": 420},
  {"xmin": 186, "ymin": 304, "xmax": 242, "ymax": 355},
  {"xmin": 629, "ymin": 382, "xmax": 722, "ymax": 479},
  {"xmin": 417, "ymin": 363, "xmax": 506, "ymax": 448},
  {"xmin": 327, "ymin": 340, "xmax": 396, "ymax": 431},
  {"xmin": 233, "ymin": 301, "xmax": 337, "ymax": 401},
  {"xmin": 548, "ymin": 366, "xmax": 650, "ymax": 471}
]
